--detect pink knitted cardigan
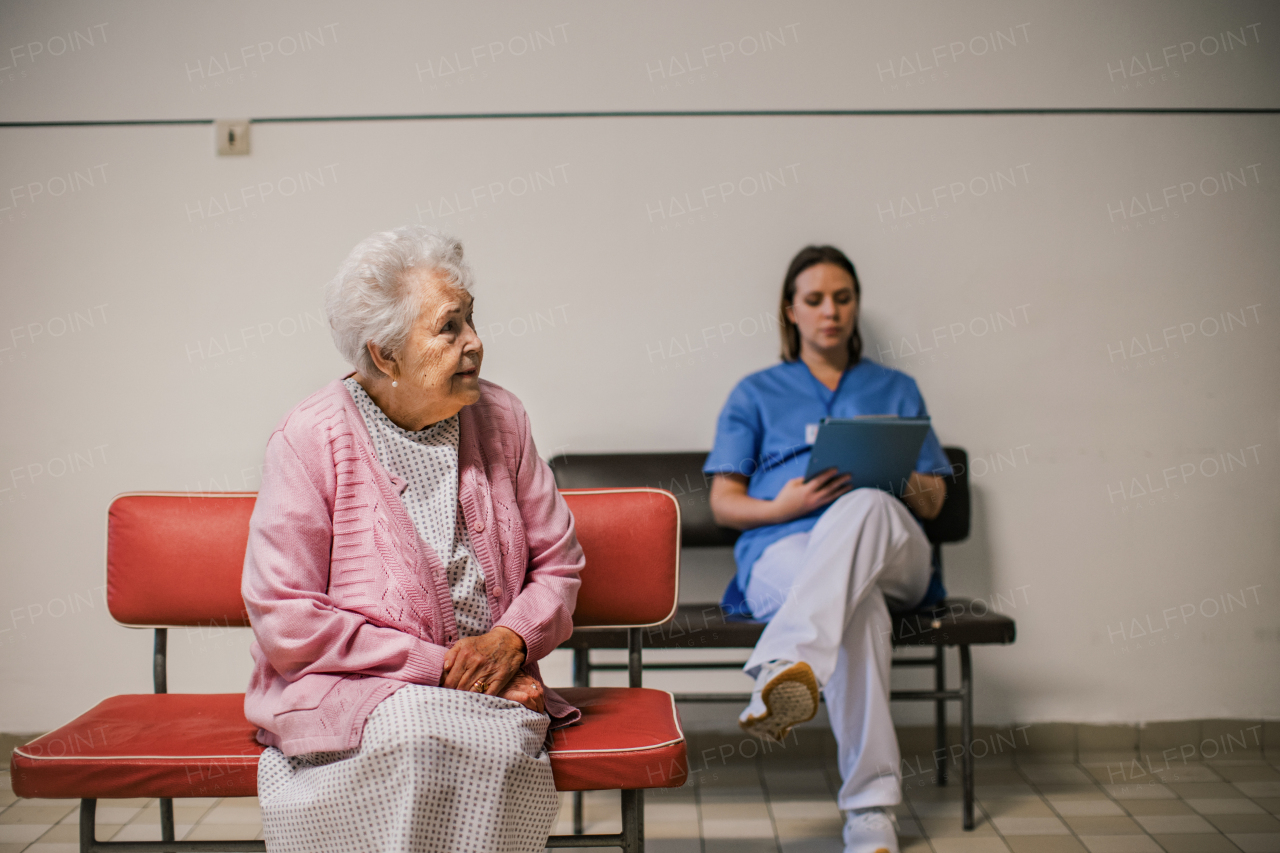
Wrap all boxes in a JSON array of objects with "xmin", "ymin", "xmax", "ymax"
[{"xmin": 242, "ymin": 375, "xmax": 584, "ymax": 756}]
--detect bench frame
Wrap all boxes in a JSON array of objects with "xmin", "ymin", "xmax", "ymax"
[
  {"xmin": 23, "ymin": 488, "xmax": 685, "ymax": 853},
  {"xmin": 551, "ymin": 447, "xmax": 1015, "ymax": 832},
  {"xmin": 70, "ymin": 626, "xmax": 652, "ymax": 853}
]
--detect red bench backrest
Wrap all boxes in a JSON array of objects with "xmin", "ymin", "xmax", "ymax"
[
  {"xmin": 106, "ymin": 488, "xmax": 680, "ymax": 630},
  {"xmin": 107, "ymin": 492, "xmax": 257, "ymax": 627}
]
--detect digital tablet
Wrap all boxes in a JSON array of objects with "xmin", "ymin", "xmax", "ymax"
[{"xmin": 803, "ymin": 417, "xmax": 931, "ymax": 495}]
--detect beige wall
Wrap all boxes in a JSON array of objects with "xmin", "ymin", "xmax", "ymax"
[{"xmin": 0, "ymin": 1, "xmax": 1277, "ymax": 733}]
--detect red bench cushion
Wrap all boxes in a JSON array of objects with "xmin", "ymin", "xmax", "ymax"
[
  {"xmin": 547, "ymin": 687, "xmax": 687, "ymax": 791},
  {"xmin": 11, "ymin": 688, "xmax": 687, "ymax": 799},
  {"xmin": 11, "ymin": 694, "xmax": 261, "ymax": 799}
]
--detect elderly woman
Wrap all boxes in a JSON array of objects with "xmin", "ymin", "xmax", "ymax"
[{"xmin": 242, "ymin": 225, "xmax": 583, "ymax": 853}]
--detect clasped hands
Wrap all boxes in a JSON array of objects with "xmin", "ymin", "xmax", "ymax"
[{"xmin": 441, "ymin": 625, "xmax": 545, "ymax": 713}]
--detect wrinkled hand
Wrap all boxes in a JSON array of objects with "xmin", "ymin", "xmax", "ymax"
[
  {"xmin": 498, "ymin": 673, "xmax": 547, "ymax": 714},
  {"xmin": 771, "ymin": 468, "xmax": 851, "ymax": 523},
  {"xmin": 442, "ymin": 626, "xmax": 526, "ymax": 696}
]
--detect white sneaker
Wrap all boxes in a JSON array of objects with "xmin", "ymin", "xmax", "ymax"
[
  {"xmin": 737, "ymin": 659, "xmax": 819, "ymax": 742},
  {"xmin": 842, "ymin": 807, "xmax": 898, "ymax": 853}
]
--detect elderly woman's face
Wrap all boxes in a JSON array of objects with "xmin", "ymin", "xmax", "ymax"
[{"xmin": 396, "ymin": 268, "xmax": 483, "ymax": 412}]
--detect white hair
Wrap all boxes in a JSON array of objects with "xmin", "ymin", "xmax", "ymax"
[{"xmin": 325, "ymin": 225, "xmax": 474, "ymax": 377}]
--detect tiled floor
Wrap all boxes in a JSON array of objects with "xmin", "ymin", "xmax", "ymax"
[{"xmin": 3, "ymin": 732, "xmax": 1278, "ymax": 853}]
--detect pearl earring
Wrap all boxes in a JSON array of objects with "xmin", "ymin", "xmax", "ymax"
[{"xmin": 392, "ymin": 380, "xmax": 398, "ymax": 387}]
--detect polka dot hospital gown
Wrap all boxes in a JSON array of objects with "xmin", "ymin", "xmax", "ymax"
[{"xmin": 256, "ymin": 378, "xmax": 559, "ymax": 853}]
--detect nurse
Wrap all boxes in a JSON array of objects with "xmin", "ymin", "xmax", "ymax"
[{"xmin": 705, "ymin": 245, "xmax": 951, "ymax": 853}]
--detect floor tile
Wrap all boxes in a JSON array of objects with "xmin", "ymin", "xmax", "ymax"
[
  {"xmin": 1023, "ymin": 767, "xmax": 1098, "ymax": 786},
  {"xmin": 1211, "ymin": 767, "xmax": 1280, "ymax": 783},
  {"xmin": 923, "ymin": 817, "xmax": 998, "ymax": 837},
  {"xmin": 1005, "ymin": 837, "xmax": 1088, "ymax": 853},
  {"xmin": 1064, "ymin": 816, "xmax": 1145, "ymax": 835},
  {"xmin": 702, "ymin": 803, "xmax": 768, "ymax": 820},
  {"xmin": 1255, "ymin": 801, "xmax": 1280, "ymax": 816},
  {"xmin": 1169, "ymin": 785, "xmax": 1249, "ymax": 799},
  {"xmin": 704, "ymin": 839, "xmax": 779, "ymax": 852},
  {"xmin": 700, "ymin": 817, "xmax": 776, "ymax": 838},
  {"xmin": 1133, "ymin": 815, "xmax": 1217, "ymax": 834},
  {"xmin": 1152, "ymin": 767, "xmax": 1224, "ymax": 784},
  {"xmin": 898, "ymin": 818, "xmax": 923, "ymax": 837},
  {"xmin": 995, "ymin": 817, "xmax": 1072, "ymax": 836},
  {"xmin": 981, "ymin": 785, "xmax": 1041, "ymax": 799},
  {"xmin": 1225, "ymin": 834, "xmax": 1280, "ymax": 853},
  {"xmin": 109, "ymin": 824, "xmax": 195, "ymax": 842},
  {"xmin": 1088, "ymin": 766, "xmax": 1158, "ymax": 787},
  {"xmin": 778, "ymin": 840, "xmax": 842, "ymax": 853},
  {"xmin": 929, "ymin": 837, "xmax": 1014, "ymax": 853},
  {"xmin": 1106, "ymin": 785, "xmax": 1178, "ymax": 800},
  {"xmin": 200, "ymin": 806, "xmax": 262, "ymax": 824},
  {"xmin": 35, "ymin": 823, "xmax": 122, "ymax": 843},
  {"xmin": 1054, "ymin": 801, "xmax": 1126, "ymax": 817},
  {"xmin": 1078, "ymin": 835, "xmax": 1163, "ymax": 853},
  {"xmin": 0, "ymin": 825, "xmax": 47, "ymax": 843},
  {"xmin": 646, "ymin": 803, "xmax": 700, "ymax": 822},
  {"xmin": 1042, "ymin": 787, "xmax": 1111, "ymax": 801},
  {"xmin": 647, "ymin": 841, "xmax": 703, "ymax": 853},
  {"xmin": 643, "ymin": 820, "xmax": 703, "ymax": 839},
  {"xmin": 57, "ymin": 805, "xmax": 142, "ymax": 825},
  {"xmin": 185, "ymin": 823, "xmax": 261, "ymax": 841},
  {"xmin": 769, "ymin": 801, "xmax": 839, "ymax": 820},
  {"xmin": 700, "ymin": 787, "xmax": 768, "ymax": 803},
  {"xmin": 127, "ymin": 808, "xmax": 213, "ymax": 824},
  {"xmin": 1120, "ymin": 800, "xmax": 1196, "ymax": 816},
  {"xmin": 0, "ymin": 805, "xmax": 76, "ymax": 824},
  {"xmin": 1079, "ymin": 754, "xmax": 1142, "ymax": 767},
  {"xmin": 773, "ymin": 817, "xmax": 843, "ymax": 839},
  {"xmin": 1205, "ymin": 815, "xmax": 1280, "ymax": 834},
  {"xmin": 1150, "ymin": 834, "xmax": 1244, "ymax": 853},
  {"xmin": 1185, "ymin": 799, "xmax": 1265, "ymax": 815},
  {"xmin": 1236, "ymin": 785, "xmax": 1280, "ymax": 799},
  {"xmin": 914, "ymin": 800, "xmax": 970, "ymax": 818},
  {"xmin": 982, "ymin": 800, "xmax": 1058, "ymax": 818},
  {"xmin": 908, "ymin": 786, "xmax": 966, "ymax": 802}
]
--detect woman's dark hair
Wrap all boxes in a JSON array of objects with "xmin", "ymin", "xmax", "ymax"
[{"xmin": 778, "ymin": 245, "xmax": 862, "ymax": 364}]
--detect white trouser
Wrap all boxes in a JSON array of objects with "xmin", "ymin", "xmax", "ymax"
[{"xmin": 744, "ymin": 488, "xmax": 933, "ymax": 811}]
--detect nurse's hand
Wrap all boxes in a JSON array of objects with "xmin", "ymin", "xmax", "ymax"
[{"xmin": 771, "ymin": 468, "xmax": 852, "ymax": 523}]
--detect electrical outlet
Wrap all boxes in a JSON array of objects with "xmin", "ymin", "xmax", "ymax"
[{"xmin": 215, "ymin": 119, "xmax": 251, "ymax": 156}]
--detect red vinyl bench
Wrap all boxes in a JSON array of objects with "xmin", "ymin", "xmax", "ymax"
[{"xmin": 10, "ymin": 488, "xmax": 687, "ymax": 853}]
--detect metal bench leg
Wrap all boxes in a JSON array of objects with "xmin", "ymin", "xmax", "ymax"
[
  {"xmin": 160, "ymin": 797, "xmax": 175, "ymax": 847},
  {"xmin": 572, "ymin": 647, "xmax": 588, "ymax": 835},
  {"xmin": 960, "ymin": 645, "xmax": 974, "ymax": 830},
  {"xmin": 935, "ymin": 644, "xmax": 948, "ymax": 786},
  {"xmin": 572, "ymin": 794, "xmax": 584, "ymax": 836},
  {"xmin": 621, "ymin": 789, "xmax": 644, "ymax": 853},
  {"xmin": 80, "ymin": 799, "xmax": 96, "ymax": 853}
]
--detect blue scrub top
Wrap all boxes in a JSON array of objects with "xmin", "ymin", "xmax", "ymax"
[{"xmin": 704, "ymin": 358, "xmax": 952, "ymax": 616}]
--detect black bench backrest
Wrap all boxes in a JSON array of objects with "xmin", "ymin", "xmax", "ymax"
[
  {"xmin": 549, "ymin": 452, "xmax": 738, "ymax": 547},
  {"xmin": 548, "ymin": 446, "xmax": 971, "ymax": 548}
]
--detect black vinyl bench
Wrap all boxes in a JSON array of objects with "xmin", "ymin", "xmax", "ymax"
[{"xmin": 551, "ymin": 447, "xmax": 1015, "ymax": 830}]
